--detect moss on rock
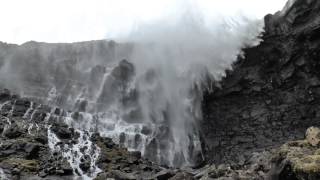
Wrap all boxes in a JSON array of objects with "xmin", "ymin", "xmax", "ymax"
[
  {"xmin": 272, "ymin": 128, "xmax": 320, "ymax": 179},
  {"xmin": 2, "ymin": 158, "xmax": 39, "ymax": 172}
]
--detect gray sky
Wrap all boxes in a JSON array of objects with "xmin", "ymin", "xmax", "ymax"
[{"xmin": 0, "ymin": 0, "xmax": 288, "ymax": 44}]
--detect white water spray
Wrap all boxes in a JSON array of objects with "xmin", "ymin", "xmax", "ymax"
[
  {"xmin": 0, "ymin": 0, "xmax": 265, "ymax": 168},
  {"xmin": 47, "ymin": 122, "xmax": 102, "ymax": 179},
  {"xmin": 0, "ymin": 168, "xmax": 9, "ymax": 180},
  {"xmin": 111, "ymin": 2, "xmax": 263, "ymax": 166}
]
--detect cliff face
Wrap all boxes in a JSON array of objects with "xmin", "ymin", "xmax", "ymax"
[
  {"xmin": 2, "ymin": 0, "xmax": 320, "ymax": 179},
  {"xmin": 0, "ymin": 40, "xmax": 133, "ymax": 110},
  {"xmin": 202, "ymin": 0, "xmax": 320, "ymax": 165},
  {"xmin": 0, "ymin": 39, "xmax": 204, "ymax": 167}
]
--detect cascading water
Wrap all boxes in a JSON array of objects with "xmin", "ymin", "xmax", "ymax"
[
  {"xmin": 0, "ymin": 101, "xmax": 13, "ymax": 137},
  {"xmin": 0, "ymin": 168, "xmax": 8, "ymax": 180},
  {"xmin": 21, "ymin": 101, "xmax": 103, "ymax": 179},
  {"xmin": 0, "ymin": 2, "xmax": 264, "ymax": 169},
  {"xmin": 47, "ymin": 126, "xmax": 101, "ymax": 179}
]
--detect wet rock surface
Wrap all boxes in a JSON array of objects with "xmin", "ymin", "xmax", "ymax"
[
  {"xmin": 0, "ymin": 99, "xmax": 74, "ymax": 179},
  {"xmin": 0, "ymin": 90, "xmax": 165, "ymax": 179},
  {"xmin": 202, "ymin": 0, "xmax": 320, "ymax": 168},
  {"xmin": 0, "ymin": 90, "xmax": 210, "ymax": 180},
  {"xmin": 0, "ymin": 91, "xmax": 280, "ymax": 179}
]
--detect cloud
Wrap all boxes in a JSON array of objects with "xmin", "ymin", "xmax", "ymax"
[{"xmin": 0, "ymin": 0, "xmax": 288, "ymax": 44}]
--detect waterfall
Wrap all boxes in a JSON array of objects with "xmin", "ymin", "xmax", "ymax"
[{"xmin": 0, "ymin": 1, "xmax": 264, "ymax": 167}]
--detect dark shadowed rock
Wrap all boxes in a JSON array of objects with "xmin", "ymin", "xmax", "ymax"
[
  {"xmin": 169, "ymin": 172, "xmax": 194, "ymax": 180},
  {"xmin": 3, "ymin": 123, "xmax": 22, "ymax": 139},
  {"xmin": 97, "ymin": 59, "xmax": 135, "ymax": 110},
  {"xmin": 95, "ymin": 170, "xmax": 136, "ymax": 180},
  {"xmin": 202, "ymin": 0, "xmax": 320, "ymax": 167},
  {"xmin": 0, "ymin": 89, "xmax": 11, "ymax": 102},
  {"xmin": 152, "ymin": 169, "xmax": 175, "ymax": 180},
  {"xmin": 24, "ymin": 143, "xmax": 40, "ymax": 159},
  {"xmin": 51, "ymin": 123, "xmax": 72, "ymax": 139},
  {"xmin": 79, "ymin": 155, "xmax": 91, "ymax": 172}
]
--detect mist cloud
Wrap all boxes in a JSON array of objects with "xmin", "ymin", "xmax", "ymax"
[
  {"xmin": 0, "ymin": 0, "xmax": 287, "ymax": 44},
  {"xmin": 107, "ymin": 1, "xmax": 265, "ymax": 166},
  {"xmin": 0, "ymin": 0, "xmax": 289, "ymax": 167}
]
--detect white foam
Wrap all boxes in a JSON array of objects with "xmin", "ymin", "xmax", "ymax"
[
  {"xmin": 23, "ymin": 101, "xmax": 34, "ymax": 119},
  {"xmin": 0, "ymin": 168, "xmax": 9, "ymax": 180},
  {"xmin": 47, "ymin": 122, "xmax": 101, "ymax": 179}
]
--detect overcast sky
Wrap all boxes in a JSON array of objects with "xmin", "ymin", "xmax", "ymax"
[{"xmin": 0, "ymin": 0, "xmax": 288, "ymax": 44}]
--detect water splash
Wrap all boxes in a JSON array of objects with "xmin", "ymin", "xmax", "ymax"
[
  {"xmin": 0, "ymin": 101, "xmax": 13, "ymax": 137},
  {"xmin": 0, "ymin": 101, "xmax": 10, "ymax": 112},
  {"xmin": 0, "ymin": 3, "xmax": 264, "ymax": 166},
  {"xmin": 23, "ymin": 101, "xmax": 34, "ymax": 119},
  {"xmin": 0, "ymin": 168, "xmax": 9, "ymax": 180},
  {"xmin": 47, "ymin": 126, "xmax": 101, "ymax": 179},
  {"xmin": 7, "ymin": 100, "xmax": 16, "ymax": 118}
]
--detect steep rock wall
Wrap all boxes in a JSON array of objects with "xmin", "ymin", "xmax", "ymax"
[{"xmin": 202, "ymin": 0, "xmax": 320, "ymax": 165}]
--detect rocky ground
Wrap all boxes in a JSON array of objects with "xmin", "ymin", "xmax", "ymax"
[
  {"xmin": 0, "ymin": 89, "xmax": 174, "ymax": 180},
  {"xmin": 0, "ymin": 88, "xmax": 271, "ymax": 180},
  {"xmin": 1, "ymin": 87, "xmax": 320, "ymax": 180}
]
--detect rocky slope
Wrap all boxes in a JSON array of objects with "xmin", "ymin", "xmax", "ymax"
[
  {"xmin": 0, "ymin": 88, "xmax": 273, "ymax": 180},
  {"xmin": 2, "ymin": 87, "xmax": 319, "ymax": 180},
  {"xmin": 202, "ymin": 0, "xmax": 320, "ymax": 167},
  {"xmin": 0, "ymin": 89, "xmax": 178, "ymax": 180}
]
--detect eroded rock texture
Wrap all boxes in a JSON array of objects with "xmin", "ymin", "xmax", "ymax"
[
  {"xmin": 0, "ymin": 90, "xmax": 169, "ymax": 180},
  {"xmin": 269, "ymin": 127, "xmax": 320, "ymax": 180},
  {"xmin": 202, "ymin": 0, "xmax": 320, "ymax": 166}
]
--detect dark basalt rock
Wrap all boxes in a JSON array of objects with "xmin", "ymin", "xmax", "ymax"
[
  {"xmin": 95, "ymin": 170, "xmax": 136, "ymax": 180},
  {"xmin": 202, "ymin": 0, "xmax": 320, "ymax": 168},
  {"xmin": 24, "ymin": 143, "xmax": 40, "ymax": 159},
  {"xmin": 97, "ymin": 59, "xmax": 135, "ymax": 111},
  {"xmin": 50, "ymin": 123, "xmax": 72, "ymax": 140},
  {"xmin": 3, "ymin": 122, "xmax": 23, "ymax": 139},
  {"xmin": 34, "ymin": 132, "xmax": 49, "ymax": 145},
  {"xmin": 0, "ymin": 94, "xmax": 184, "ymax": 179},
  {"xmin": 0, "ymin": 89, "xmax": 11, "ymax": 102},
  {"xmin": 79, "ymin": 155, "xmax": 91, "ymax": 172},
  {"xmin": 169, "ymin": 172, "xmax": 194, "ymax": 180},
  {"xmin": 152, "ymin": 169, "xmax": 175, "ymax": 180}
]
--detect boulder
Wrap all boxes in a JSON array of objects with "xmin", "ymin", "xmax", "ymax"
[
  {"xmin": 169, "ymin": 172, "xmax": 194, "ymax": 180},
  {"xmin": 79, "ymin": 155, "xmax": 91, "ymax": 172},
  {"xmin": 3, "ymin": 123, "xmax": 22, "ymax": 139},
  {"xmin": 51, "ymin": 123, "xmax": 72, "ymax": 139},
  {"xmin": 95, "ymin": 171, "xmax": 137, "ymax": 180},
  {"xmin": 0, "ymin": 89, "xmax": 11, "ymax": 102},
  {"xmin": 24, "ymin": 143, "xmax": 40, "ymax": 159},
  {"xmin": 270, "ymin": 127, "xmax": 320, "ymax": 180},
  {"xmin": 152, "ymin": 169, "xmax": 175, "ymax": 180},
  {"xmin": 306, "ymin": 127, "xmax": 320, "ymax": 146}
]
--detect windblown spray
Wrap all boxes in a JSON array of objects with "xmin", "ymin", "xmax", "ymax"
[{"xmin": 0, "ymin": 1, "xmax": 263, "ymax": 167}]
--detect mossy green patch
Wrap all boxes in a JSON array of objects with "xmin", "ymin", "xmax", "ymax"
[
  {"xmin": 293, "ymin": 155, "xmax": 320, "ymax": 173},
  {"xmin": 2, "ymin": 158, "xmax": 39, "ymax": 172}
]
